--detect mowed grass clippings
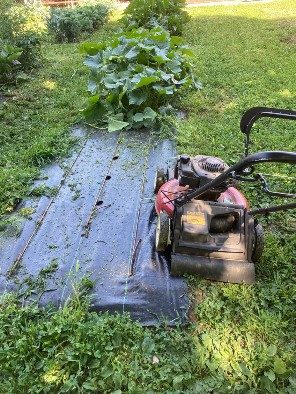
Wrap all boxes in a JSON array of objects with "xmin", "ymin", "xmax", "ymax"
[{"xmin": 0, "ymin": 1, "xmax": 296, "ymax": 393}]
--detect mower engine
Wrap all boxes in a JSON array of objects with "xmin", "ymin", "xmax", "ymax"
[
  {"xmin": 177, "ymin": 154, "xmax": 230, "ymax": 198},
  {"xmin": 154, "ymin": 106, "xmax": 296, "ymax": 284}
]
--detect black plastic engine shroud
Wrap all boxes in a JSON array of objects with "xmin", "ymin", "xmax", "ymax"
[
  {"xmin": 171, "ymin": 200, "xmax": 256, "ymax": 284},
  {"xmin": 177, "ymin": 154, "xmax": 230, "ymax": 200}
]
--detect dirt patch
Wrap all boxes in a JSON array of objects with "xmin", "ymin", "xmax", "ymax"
[
  {"xmin": 279, "ymin": 19, "xmax": 296, "ymax": 46},
  {"xmin": 282, "ymin": 35, "xmax": 296, "ymax": 45}
]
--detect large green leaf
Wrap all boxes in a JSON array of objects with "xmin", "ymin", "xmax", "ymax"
[
  {"xmin": 128, "ymin": 90, "xmax": 148, "ymax": 106},
  {"xmin": 171, "ymin": 36, "xmax": 183, "ymax": 46},
  {"xmin": 143, "ymin": 107, "xmax": 157, "ymax": 121},
  {"xmin": 133, "ymin": 108, "xmax": 157, "ymax": 124},
  {"xmin": 264, "ymin": 371, "xmax": 276, "ymax": 382},
  {"xmin": 79, "ymin": 42, "xmax": 105, "ymax": 55},
  {"xmin": 103, "ymin": 75, "xmax": 124, "ymax": 89},
  {"xmin": 88, "ymin": 80, "xmax": 97, "ymax": 94},
  {"xmin": 153, "ymin": 55, "xmax": 167, "ymax": 65},
  {"xmin": 84, "ymin": 55, "xmax": 101, "ymax": 69},
  {"xmin": 87, "ymin": 95, "xmax": 100, "ymax": 104},
  {"xmin": 125, "ymin": 47, "xmax": 139, "ymax": 59},
  {"xmin": 153, "ymin": 85, "xmax": 174, "ymax": 95},
  {"xmin": 159, "ymin": 71, "xmax": 172, "ymax": 81},
  {"xmin": 149, "ymin": 30, "xmax": 168, "ymax": 43},
  {"xmin": 274, "ymin": 357, "xmax": 287, "ymax": 375},
  {"xmin": 182, "ymin": 47, "xmax": 194, "ymax": 57},
  {"xmin": 107, "ymin": 117, "xmax": 129, "ymax": 132},
  {"xmin": 154, "ymin": 47, "xmax": 169, "ymax": 63},
  {"xmin": 110, "ymin": 44, "xmax": 127, "ymax": 57},
  {"xmin": 133, "ymin": 112, "xmax": 144, "ymax": 123},
  {"xmin": 167, "ymin": 59, "xmax": 182, "ymax": 74},
  {"xmin": 145, "ymin": 67, "xmax": 158, "ymax": 76},
  {"xmin": 83, "ymin": 95, "xmax": 106, "ymax": 121},
  {"xmin": 138, "ymin": 42, "xmax": 154, "ymax": 50},
  {"xmin": 134, "ymin": 76, "xmax": 159, "ymax": 89}
]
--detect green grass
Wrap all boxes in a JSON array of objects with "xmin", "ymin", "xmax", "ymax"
[
  {"xmin": 1, "ymin": 1, "xmax": 296, "ymax": 392},
  {"xmin": 0, "ymin": 22, "xmax": 118, "ymax": 215}
]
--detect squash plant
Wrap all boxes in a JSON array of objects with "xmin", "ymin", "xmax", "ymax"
[
  {"xmin": 81, "ymin": 27, "xmax": 200, "ymax": 132},
  {"xmin": 0, "ymin": 43, "xmax": 22, "ymax": 84},
  {"xmin": 123, "ymin": 0, "xmax": 189, "ymax": 36}
]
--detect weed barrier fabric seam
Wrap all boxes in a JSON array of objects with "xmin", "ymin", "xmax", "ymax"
[
  {"xmin": 59, "ymin": 131, "xmax": 123, "ymax": 303},
  {"xmin": 0, "ymin": 128, "xmax": 189, "ymax": 326},
  {"xmin": 122, "ymin": 133, "xmax": 152, "ymax": 314}
]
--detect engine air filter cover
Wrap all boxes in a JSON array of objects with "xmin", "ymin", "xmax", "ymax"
[{"xmin": 192, "ymin": 155, "xmax": 229, "ymax": 180}]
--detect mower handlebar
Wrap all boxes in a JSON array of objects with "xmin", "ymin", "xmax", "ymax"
[
  {"xmin": 234, "ymin": 151, "xmax": 296, "ymax": 173},
  {"xmin": 240, "ymin": 107, "xmax": 296, "ymax": 136},
  {"xmin": 240, "ymin": 107, "xmax": 296, "ymax": 156},
  {"xmin": 176, "ymin": 150, "xmax": 296, "ymax": 206}
]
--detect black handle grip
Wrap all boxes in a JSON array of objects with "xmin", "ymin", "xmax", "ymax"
[{"xmin": 240, "ymin": 106, "xmax": 296, "ymax": 136}]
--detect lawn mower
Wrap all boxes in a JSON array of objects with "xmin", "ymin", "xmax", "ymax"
[{"xmin": 154, "ymin": 107, "xmax": 296, "ymax": 283}]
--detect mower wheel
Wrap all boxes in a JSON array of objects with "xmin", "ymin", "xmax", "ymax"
[
  {"xmin": 252, "ymin": 223, "xmax": 264, "ymax": 263},
  {"xmin": 155, "ymin": 212, "xmax": 170, "ymax": 252},
  {"xmin": 154, "ymin": 168, "xmax": 166, "ymax": 194}
]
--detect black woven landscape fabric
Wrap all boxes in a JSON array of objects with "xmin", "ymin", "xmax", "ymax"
[{"xmin": 0, "ymin": 129, "xmax": 189, "ymax": 325}]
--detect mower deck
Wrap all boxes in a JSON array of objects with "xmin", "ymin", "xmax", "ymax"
[
  {"xmin": 0, "ymin": 128, "xmax": 189, "ymax": 326},
  {"xmin": 171, "ymin": 254, "xmax": 255, "ymax": 283}
]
